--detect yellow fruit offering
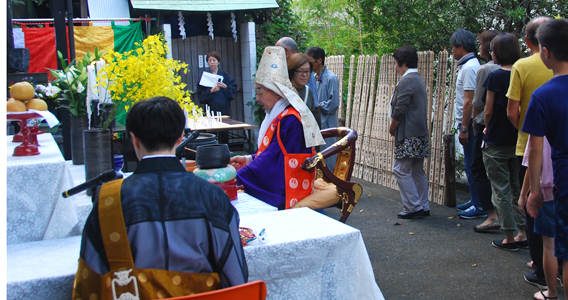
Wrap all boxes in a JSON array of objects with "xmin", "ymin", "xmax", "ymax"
[
  {"xmin": 7, "ymin": 98, "xmax": 27, "ymax": 112},
  {"xmin": 10, "ymin": 82, "xmax": 35, "ymax": 101},
  {"xmin": 26, "ymin": 98, "xmax": 48, "ymax": 111}
]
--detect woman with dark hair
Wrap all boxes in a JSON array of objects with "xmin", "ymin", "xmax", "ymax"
[
  {"xmin": 196, "ymin": 51, "xmax": 238, "ymax": 117},
  {"xmin": 287, "ymin": 53, "xmax": 321, "ymax": 128},
  {"xmin": 482, "ymin": 33, "xmax": 527, "ymax": 251},
  {"xmin": 469, "ymin": 30, "xmax": 501, "ymax": 231},
  {"xmin": 389, "ymin": 46, "xmax": 430, "ymax": 219}
]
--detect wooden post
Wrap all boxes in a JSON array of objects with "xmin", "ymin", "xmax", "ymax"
[
  {"xmin": 443, "ymin": 134, "xmax": 456, "ymax": 207},
  {"xmin": 66, "ymin": 0, "xmax": 75, "ymax": 62}
]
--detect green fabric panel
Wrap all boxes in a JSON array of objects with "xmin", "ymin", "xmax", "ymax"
[
  {"xmin": 112, "ymin": 21, "xmax": 143, "ymax": 125},
  {"xmin": 115, "ymin": 105, "xmax": 128, "ymax": 126},
  {"xmin": 112, "ymin": 21, "xmax": 143, "ymax": 54}
]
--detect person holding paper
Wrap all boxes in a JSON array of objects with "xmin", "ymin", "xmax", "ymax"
[{"xmin": 196, "ymin": 51, "xmax": 237, "ymax": 117}]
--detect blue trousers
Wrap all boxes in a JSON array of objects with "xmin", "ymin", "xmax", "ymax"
[{"xmin": 460, "ymin": 120, "xmax": 481, "ymax": 208}]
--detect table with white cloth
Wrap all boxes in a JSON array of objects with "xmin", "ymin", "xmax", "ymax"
[
  {"xmin": 6, "ymin": 133, "xmax": 78, "ymax": 244},
  {"xmin": 242, "ymin": 208, "xmax": 383, "ymax": 300},
  {"xmin": 7, "ymin": 208, "xmax": 383, "ymax": 300}
]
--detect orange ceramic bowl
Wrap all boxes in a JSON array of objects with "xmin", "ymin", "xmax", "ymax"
[{"xmin": 185, "ymin": 160, "xmax": 197, "ymax": 172}]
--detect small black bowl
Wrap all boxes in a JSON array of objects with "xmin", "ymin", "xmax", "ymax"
[{"xmin": 196, "ymin": 144, "xmax": 230, "ymax": 169}]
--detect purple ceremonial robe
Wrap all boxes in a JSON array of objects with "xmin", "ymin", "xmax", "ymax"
[{"xmin": 236, "ymin": 112, "xmax": 312, "ymax": 210}]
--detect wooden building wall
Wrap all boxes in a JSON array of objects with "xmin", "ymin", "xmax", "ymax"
[{"xmin": 171, "ymin": 36, "xmax": 244, "ymax": 122}]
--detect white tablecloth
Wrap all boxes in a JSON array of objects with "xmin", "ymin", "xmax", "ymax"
[
  {"xmin": 242, "ymin": 208, "xmax": 383, "ymax": 300},
  {"xmin": 7, "ymin": 134, "xmax": 78, "ymax": 244},
  {"xmin": 7, "ymin": 208, "xmax": 383, "ymax": 300}
]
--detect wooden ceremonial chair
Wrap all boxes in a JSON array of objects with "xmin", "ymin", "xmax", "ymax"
[
  {"xmin": 165, "ymin": 281, "xmax": 267, "ymax": 300},
  {"xmin": 301, "ymin": 127, "xmax": 362, "ymax": 223}
]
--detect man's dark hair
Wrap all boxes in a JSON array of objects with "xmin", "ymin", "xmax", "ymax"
[
  {"xmin": 305, "ymin": 46, "xmax": 326, "ymax": 65},
  {"xmin": 526, "ymin": 17, "xmax": 552, "ymax": 47},
  {"xmin": 276, "ymin": 37, "xmax": 298, "ymax": 53},
  {"xmin": 537, "ymin": 18, "xmax": 568, "ymax": 62},
  {"xmin": 490, "ymin": 33, "xmax": 521, "ymax": 66},
  {"xmin": 478, "ymin": 30, "xmax": 500, "ymax": 61},
  {"xmin": 126, "ymin": 97, "xmax": 185, "ymax": 152},
  {"xmin": 393, "ymin": 46, "xmax": 418, "ymax": 68},
  {"xmin": 450, "ymin": 29, "xmax": 477, "ymax": 53},
  {"xmin": 206, "ymin": 51, "xmax": 222, "ymax": 63}
]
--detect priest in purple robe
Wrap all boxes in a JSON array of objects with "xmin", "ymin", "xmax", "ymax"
[{"xmin": 230, "ymin": 47, "xmax": 325, "ymax": 210}]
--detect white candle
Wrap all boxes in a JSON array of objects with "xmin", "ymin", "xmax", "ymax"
[
  {"xmin": 86, "ymin": 64, "xmax": 96, "ymax": 129},
  {"xmin": 96, "ymin": 60, "xmax": 109, "ymax": 104}
]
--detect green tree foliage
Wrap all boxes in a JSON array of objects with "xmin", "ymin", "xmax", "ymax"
[
  {"xmin": 293, "ymin": 0, "xmax": 369, "ymax": 56},
  {"xmin": 358, "ymin": 0, "xmax": 568, "ymax": 54},
  {"xmin": 251, "ymin": 0, "xmax": 304, "ymax": 61}
]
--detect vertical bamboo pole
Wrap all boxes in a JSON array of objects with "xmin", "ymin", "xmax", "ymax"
[
  {"xmin": 374, "ymin": 56, "xmax": 387, "ymax": 184},
  {"xmin": 429, "ymin": 51, "xmax": 448, "ymax": 205},
  {"xmin": 345, "ymin": 56, "xmax": 355, "ymax": 128},
  {"xmin": 338, "ymin": 55, "xmax": 345, "ymax": 115},
  {"xmin": 354, "ymin": 55, "xmax": 372, "ymax": 178},
  {"xmin": 370, "ymin": 56, "xmax": 383, "ymax": 183},
  {"xmin": 362, "ymin": 55, "xmax": 378, "ymax": 181},
  {"xmin": 351, "ymin": 55, "xmax": 365, "ymax": 178}
]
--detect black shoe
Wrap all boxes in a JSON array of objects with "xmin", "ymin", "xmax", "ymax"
[
  {"xmin": 516, "ymin": 240, "xmax": 529, "ymax": 249},
  {"xmin": 398, "ymin": 209, "xmax": 424, "ymax": 219},
  {"xmin": 492, "ymin": 239, "xmax": 519, "ymax": 252},
  {"xmin": 423, "ymin": 210, "xmax": 430, "ymax": 216},
  {"xmin": 525, "ymin": 271, "xmax": 547, "ymax": 290}
]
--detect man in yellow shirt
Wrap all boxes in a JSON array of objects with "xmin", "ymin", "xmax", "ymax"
[{"xmin": 506, "ymin": 16, "xmax": 552, "ymax": 290}]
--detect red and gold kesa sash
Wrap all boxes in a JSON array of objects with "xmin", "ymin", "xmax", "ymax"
[
  {"xmin": 255, "ymin": 107, "xmax": 316, "ymax": 209},
  {"xmin": 72, "ymin": 180, "xmax": 220, "ymax": 300}
]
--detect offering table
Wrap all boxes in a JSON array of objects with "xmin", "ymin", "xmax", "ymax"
[
  {"xmin": 6, "ymin": 133, "xmax": 78, "ymax": 244},
  {"xmin": 7, "ymin": 208, "xmax": 383, "ymax": 300},
  {"xmin": 190, "ymin": 117, "xmax": 258, "ymax": 153}
]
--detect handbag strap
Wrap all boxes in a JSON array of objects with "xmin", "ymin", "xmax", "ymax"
[{"xmin": 98, "ymin": 179, "xmax": 135, "ymax": 272}]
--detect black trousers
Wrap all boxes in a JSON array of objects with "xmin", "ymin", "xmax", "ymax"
[{"xmin": 472, "ymin": 124, "xmax": 494, "ymax": 211}]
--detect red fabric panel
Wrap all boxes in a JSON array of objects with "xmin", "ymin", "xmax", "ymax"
[
  {"xmin": 22, "ymin": 27, "xmax": 70, "ymax": 75},
  {"xmin": 22, "ymin": 27, "xmax": 57, "ymax": 74}
]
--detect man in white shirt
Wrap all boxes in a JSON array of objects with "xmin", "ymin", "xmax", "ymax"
[{"xmin": 451, "ymin": 29, "xmax": 485, "ymax": 219}]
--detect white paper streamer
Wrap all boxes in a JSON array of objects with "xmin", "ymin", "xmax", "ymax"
[
  {"xmin": 178, "ymin": 11, "xmax": 186, "ymax": 40},
  {"xmin": 95, "ymin": 60, "xmax": 110, "ymax": 104},
  {"xmin": 207, "ymin": 12, "xmax": 214, "ymax": 40},
  {"xmin": 231, "ymin": 12, "xmax": 237, "ymax": 42},
  {"xmin": 86, "ymin": 63, "xmax": 99, "ymax": 129}
]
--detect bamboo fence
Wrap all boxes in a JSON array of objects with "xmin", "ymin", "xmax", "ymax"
[{"xmin": 327, "ymin": 51, "xmax": 458, "ymax": 205}]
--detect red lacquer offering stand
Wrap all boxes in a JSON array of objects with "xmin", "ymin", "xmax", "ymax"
[{"xmin": 7, "ymin": 111, "xmax": 45, "ymax": 156}]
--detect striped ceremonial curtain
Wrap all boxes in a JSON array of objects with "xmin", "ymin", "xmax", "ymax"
[{"xmin": 18, "ymin": 21, "xmax": 143, "ymax": 74}]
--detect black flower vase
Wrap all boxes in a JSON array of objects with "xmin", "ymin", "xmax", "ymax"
[
  {"xmin": 83, "ymin": 129, "xmax": 113, "ymax": 196},
  {"xmin": 70, "ymin": 115, "xmax": 89, "ymax": 165},
  {"xmin": 90, "ymin": 100, "xmax": 115, "ymax": 129}
]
